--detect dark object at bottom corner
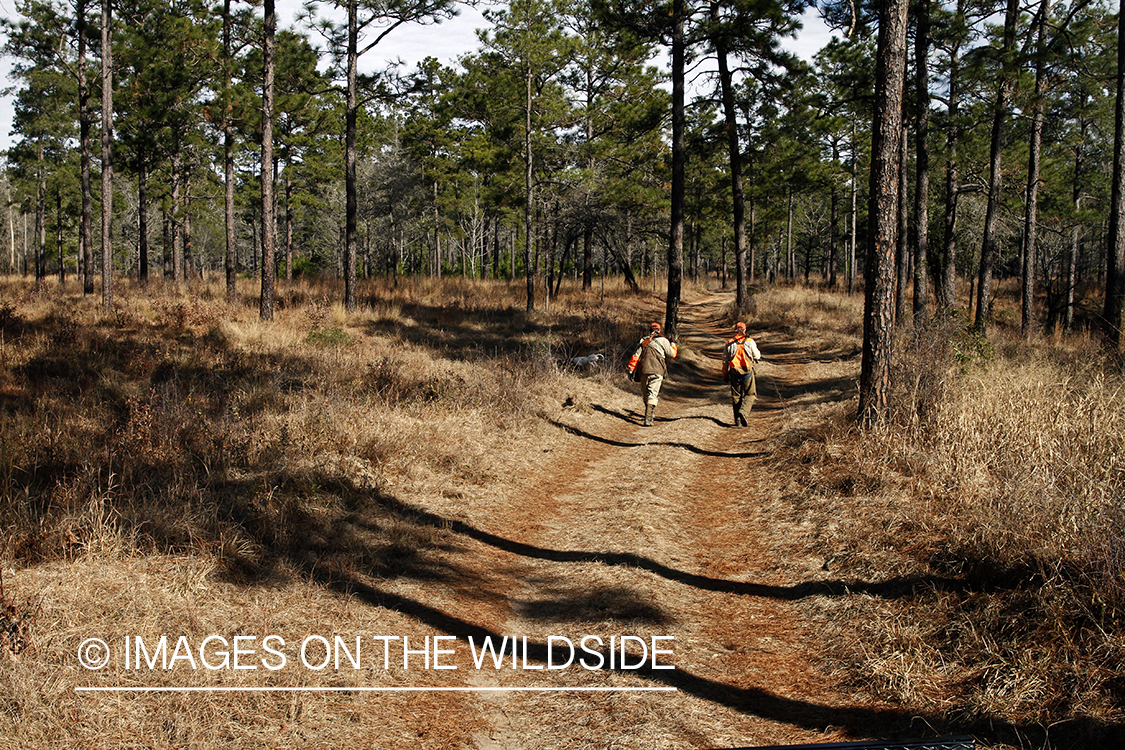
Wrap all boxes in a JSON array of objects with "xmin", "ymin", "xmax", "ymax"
[{"xmin": 722, "ymin": 736, "xmax": 975, "ymax": 750}]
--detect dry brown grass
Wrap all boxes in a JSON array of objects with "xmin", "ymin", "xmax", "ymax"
[
  {"xmin": 759, "ymin": 287, "xmax": 1125, "ymax": 747},
  {"xmin": 0, "ymin": 273, "xmax": 654, "ymax": 748},
  {"xmin": 0, "ymin": 274, "xmax": 650, "ymax": 567},
  {"xmin": 5, "ymin": 274, "xmax": 1123, "ymax": 748}
]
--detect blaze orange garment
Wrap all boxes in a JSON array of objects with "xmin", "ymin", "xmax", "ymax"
[
  {"xmin": 627, "ymin": 333, "xmax": 678, "ymax": 379},
  {"xmin": 722, "ymin": 334, "xmax": 760, "ymax": 376}
]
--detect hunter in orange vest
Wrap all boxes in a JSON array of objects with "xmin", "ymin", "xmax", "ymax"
[
  {"xmin": 722, "ymin": 321, "xmax": 761, "ymax": 427},
  {"xmin": 627, "ymin": 322, "xmax": 678, "ymax": 426}
]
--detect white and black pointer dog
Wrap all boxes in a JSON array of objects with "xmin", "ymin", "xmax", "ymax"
[{"xmin": 569, "ymin": 353, "xmax": 604, "ymax": 369}]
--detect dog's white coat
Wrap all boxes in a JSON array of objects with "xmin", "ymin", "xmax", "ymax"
[{"xmin": 569, "ymin": 353, "xmax": 604, "ymax": 368}]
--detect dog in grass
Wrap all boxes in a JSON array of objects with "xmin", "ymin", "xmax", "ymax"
[{"xmin": 569, "ymin": 353, "xmax": 604, "ymax": 369}]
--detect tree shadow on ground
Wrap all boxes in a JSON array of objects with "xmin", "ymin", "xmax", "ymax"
[
  {"xmin": 588, "ymin": 402, "xmax": 737, "ymax": 430},
  {"xmin": 547, "ymin": 418, "xmax": 769, "ymax": 459},
  {"xmin": 273, "ymin": 486, "xmax": 1121, "ymax": 749},
  {"xmin": 358, "ymin": 301, "xmax": 633, "ymax": 368},
  {"xmin": 765, "ymin": 340, "xmax": 863, "ymax": 364},
  {"xmin": 262, "ymin": 487, "xmax": 1044, "ymax": 604},
  {"xmin": 755, "ymin": 370, "xmax": 856, "ymax": 410},
  {"xmin": 512, "ymin": 584, "xmax": 672, "ymax": 626}
]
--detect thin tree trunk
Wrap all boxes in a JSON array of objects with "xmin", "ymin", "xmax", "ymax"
[
  {"xmin": 849, "ymin": 119, "xmax": 858, "ymax": 295},
  {"xmin": 749, "ymin": 199, "xmax": 756, "ymax": 283},
  {"xmin": 974, "ymin": 0, "xmax": 1019, "ymax": 332},
  {"xmin": 582, "ymin": 65, "xmax": 594, "ymax": 290},
  {"xmin": 913, "ymin": 0, "xmax": 931, "ymax": 325},
  {"xmin": 224, "ymin": 0, "xmax": 237, "ymax": 300},
  {"xmin": 343, "ymin": 0, "xmax": 358, "ymax": 312},
  {"xmin": 665, "ymin": 0, "xmax": 685, "ymax": 337},
  {"xmin": 183, "ymin": 171, "xmax": 193, "ymax": 277},
  {"xmin": 492, "ymin": 215, "xmax": 500, "ymax": 280},
  {"xmin": 7, "ymin": 186, "xmax": 14, "ymax": 273},
  {"xmin": 1022, "ymin": 0, "xmax": 1052, "ymax": 338},
  {"xmin": 1068, "ymin": 181, "xmax": 1081, "ymax": 331},
  {"xmin": 524, "ymin": 56, "xmax": 535, "ymax": 312},
  {"xmin": 260, "ymin": 0, "xmax": 276, "ymax": 318},
  {"xmin": 786, "ymin": 187, "xmax": 794, "ymax": 281},
  {"xmin": 78, "ymin": 0, "xmax": 94, "ymax": 294},
  {"xmin": 34, "ymin": 146, "xmax": 45, "ymax": 283},
  {"xmin": 713, "ymin": 2, "xmax": 748, "ymax": 310},
  {"xmin": 285, "ymin": 169, "xmax": 294, "ymax": 280},
  {"xmin": 172, "ymin": 154, "xmax": 184, "ymax": 282},
  {"xmin": 100, "ymin": 0, "xmax": 113, "ymax": 309},
  {"xmin": 56, "ymin": 187, "xmax": 64, "ymax": 285},
  {"xmin": 896, "ymin": 122, "xmax": 909, "ymax": 324},
  {"xmin": 1105, "ymin": 0, "xmax": 1125, "ymax": 350},
  {"xmin": 830, "ymin": 141, "xmax": 840, "ymax": 289},
  {"xmin": 433, "ymin": 180, "xmax": 441, "ymax": 278},
  {"xmin": 138, "ymin": 155, "xmax": 149, "ymax": 282},
  {"xmin": 939, "ymin": 0, "xmax": 964, "ymax": 312}
]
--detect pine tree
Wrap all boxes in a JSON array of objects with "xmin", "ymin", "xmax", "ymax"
[{"xmin": 859, "ymin": 0, "xmax": 909, "ymax": 427}]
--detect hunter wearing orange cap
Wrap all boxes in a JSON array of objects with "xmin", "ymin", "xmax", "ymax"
[
  {"xmin": 627, "ymin": 321, "xmax": 678, "ymax": 426},
  {"xmin": 722, "ymin": 321, "xmax": 761, "ymax": 427}
]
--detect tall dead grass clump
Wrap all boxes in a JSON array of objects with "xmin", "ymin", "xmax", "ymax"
[
  {"xmin": 889, "ymin": 320, "xmax": 1125, "ymax": 600},
  {"xmin": 792, "ymin": 313, "xmax": 1125, "ymax": 740}
]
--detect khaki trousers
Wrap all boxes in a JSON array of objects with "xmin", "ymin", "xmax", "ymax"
[
  {"xmin": 642, "ymin": 374, "xmax": 664, "ymax": 406},
  {"xmin": 729, "ymin": 369, "xmax": 756, "ymax": 421}
]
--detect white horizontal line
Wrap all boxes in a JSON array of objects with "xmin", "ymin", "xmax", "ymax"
[{"xmin": 76, "ymin": 686, "xmax": 678, "ymax": 693}]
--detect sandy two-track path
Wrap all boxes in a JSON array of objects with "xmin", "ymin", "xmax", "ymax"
[{"xmin": 419, "ymin": 292, "xmax": 906, "ymax": 750}]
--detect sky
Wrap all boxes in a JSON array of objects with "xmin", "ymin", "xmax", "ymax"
[{"xmin": 0, "ymin": 2, "xmax": 837, "ymax": 155}]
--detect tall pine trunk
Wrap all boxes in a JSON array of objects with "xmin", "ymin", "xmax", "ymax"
[
  {"xmin": 830, "ymin": 140, "xmax": 840, "ymax": 288},
  {"xmin": 524, "ymin": 57, "xmax": 535, "ymax": 312},
  {"xmin": 78, "ymin": 0, "xmax": 94, "ymax": 294},
  {"xmin": 343, "ymin": 0, "xmax": 359, "ymax": 312},
  {"xmin": 939, "ymin": 0, "xmax": 964, "ymax": 312},
  {"xmin": 100, "ymin": 0, "xmax": 113, "ymax": 310},
  {"xmin": 974, "ymin": 0, "xmax": 1019, "ymax": 332},
  {"xmin": 1105, "ymin": 0, "xmax": 1125, "ymax": 350},
  {"xmin": 665, "ymin": 0, "xmax": 685, "ymax": 337},
  {"xmin": 224, "ymin": 0, "xmax": 237, "ymax": 300},
  {"xmin": 913, "ymin": 0, "xmax": 931, "ymax": 325},
  {"xmin": 1022, "ymin": 0, "xmax": 1052, "ymax": 338},
  {"xmin": 895, "ymin": 124, "xmax": 908, "ymax": 324},
  {"xmin": 859, "ymin": 0, "xmax": 909, "ymax": 428},
  {"xmin": 712, "ymin": 1, "xmax": 748, "ymax": 312},
  {"xmin": 34, "ymin": 148, "xmax": 45, "ymax": 283},
  {"xmin": 260, "ymin": 0, "xmax": 276, "ymax": 320},
  {"xmin": 172, "ymin": 153, "xmax": 183, "ymax": 282},
  {"xmin": 138, "ymin": 155, "xmax": 148, "ymax": 282},
  {"xmin": 583, "ymin": 66, "xmax": 594, "ymax": 290},
  {"xmin": 849, "ymin": 119, "xmax": 858, "ymax": 295}
]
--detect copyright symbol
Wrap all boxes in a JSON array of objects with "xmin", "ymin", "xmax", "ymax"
[{"xmin": 78, "ymin": 638, "xmax": 111, "ymax": 670}]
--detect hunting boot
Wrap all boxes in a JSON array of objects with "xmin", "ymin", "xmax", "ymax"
[
  {"xmin": 732, "ymin": 406, "xmax": 740, "ymax": 427},
  {"xmin": 644, "ymin": 404, "xmax": 654, "ymax": 426}
]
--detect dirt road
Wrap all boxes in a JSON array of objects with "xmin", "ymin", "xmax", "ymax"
[{"xmin": 429, "ymin": 293, "xmax": 906, "ymax": 749}]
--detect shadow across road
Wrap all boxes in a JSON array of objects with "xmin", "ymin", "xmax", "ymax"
[
  {"xmin": 295, "ymin": 512, "xmax": 1122, "ymax": 749},
  {"xmin": 547, "ymin": 418, "xmax": 769, "ymax": 459}
]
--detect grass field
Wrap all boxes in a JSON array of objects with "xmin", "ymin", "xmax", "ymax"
[{"xmin": 0, "ymin": 274, "xmax": 1121, "ymax": 749}]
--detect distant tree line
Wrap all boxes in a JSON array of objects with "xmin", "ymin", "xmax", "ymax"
[{"xmin": 4, "ymin": 0, "xmax": 1125, "ymax": 409}]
